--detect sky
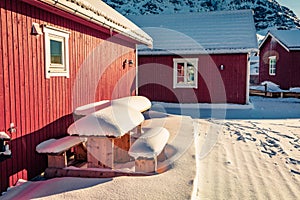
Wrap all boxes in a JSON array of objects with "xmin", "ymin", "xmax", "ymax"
[{"xmin": 277, "ymin": 0, "xmax": 300, "ymax": 17}]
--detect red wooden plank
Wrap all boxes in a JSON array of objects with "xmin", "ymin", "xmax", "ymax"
[
  {"xmin": 16, "ymin": 2, "xmax": 28, "ymax": 180},
  {"xmin": 20, "ymin": 2, "xmax": 32, "ymax": 182},
  {"xmin": 22, "ymin": 6, "xmax": 30, "ymax": 137},
  {"xmin": 44, "ymin": 12, "xmax": 51, "ymax": 139},
  {"xmin": 0, "ymin": 0, "xmax": 5, "ymax": 130},
  {"xmin": 27, "ymin": 4, "xmax": 38, "ymax": 177},
  {"xmin": 37, "ymin": 7, "xmax": 45, "ymax": 142},
  {"xmin": 0, "ymin": 0, "xmax": 8, "ymax": 193},
  {"xmin": 5, "ymin": 0, "xmax": 18, "ymax": 186},
  {"xmin": 11, "ymin": 0, "xmax": 24, "ymax": 182}
]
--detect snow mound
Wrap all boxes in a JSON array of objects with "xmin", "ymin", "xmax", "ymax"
[
  {"xmin": 250, "ymin": 81, "xmax": 285, "ymax": 92},
  {"xmin": 260, "ymin": 81, "xmax": 282, "ymax": 92},
  {"xmin": 289, "ymin": 87, "xmax": 300, "ymax": 93}
]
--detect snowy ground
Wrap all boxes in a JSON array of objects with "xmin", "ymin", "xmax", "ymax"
[
  {"xmin": 2, "ymin": 96, "xmax": 300, "ymax": 199},
  {"xmin": 195, "ymin": 119, "xmax": 300, "ymax": 199},
  {"xmin": 152, "ymin": 96, "xmax": 300, "ymax": 119}
]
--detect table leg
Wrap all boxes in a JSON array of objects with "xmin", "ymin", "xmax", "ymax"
[
  {"xmin": 114, "ymin": 133, "xmax": 131, "ymax": 163},
  {"xmin": 87, "ymin": 137, "xmax": 113, "ymax": 168}
]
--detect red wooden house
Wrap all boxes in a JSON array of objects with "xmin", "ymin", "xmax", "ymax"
[
  {"xmin": 128, "ymin": 10, "xmax": 258, "ymax": 104},
  {"xmin": 0, "ymin": 0, "xmax": 152, "ymax": 193},
  {"xmin": 259, "ymin": 30, "xmax": 300, "ymax": 89}
]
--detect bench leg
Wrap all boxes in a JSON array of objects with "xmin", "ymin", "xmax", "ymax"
[
  {"xmin": 74, "ymin": 143, "xmax": 87, "ymax": 161},
  {"xmin": 48, "ymin": 153, "xmax": 67, "ymax": 168},
  {"xmin": 135, "ymin": 157, "xmax": 157, "ymax": 173},
  {"xmin": 157, "ymin": 148, "xmax": 168, "ymax": 162}
]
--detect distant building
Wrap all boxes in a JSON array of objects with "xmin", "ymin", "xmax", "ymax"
[
  {"xmin": 129, "ymin": 10, "xmax": 258, "ymax": 104},
  {"xmin": 259, "ymin": 30, "xmax": 300, "ymax": 89},
  {"xmin": 0, "ymin": 0, "xmax": 151, "ymax": 193}
]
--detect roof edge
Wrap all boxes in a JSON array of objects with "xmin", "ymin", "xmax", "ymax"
[
  {"xmin": 259, "ymin": 32, "xmax": 290, "ymax": 52},
  {"xmin": 138, "ymin": 48, "xmax": 258, "ymax": 56},
  {"xmin": 29, "ymin": 0, "xmax": 153, "ymax": 47}
]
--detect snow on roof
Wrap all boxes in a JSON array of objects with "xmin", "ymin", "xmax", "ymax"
[
  {"xmin": 36, "ymin": 0, "xmax": 152, "ymax": 47},
  {"xmin": 127, "ymin": 10, "xmax": 258, "ymax": 55},
  {"xmin": 262, "ymin": 30, "xmax": 300, "ymax": 51}
]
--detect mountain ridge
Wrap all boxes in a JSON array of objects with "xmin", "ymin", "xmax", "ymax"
[{"xmin": 103, "ymin": 0, "xmax": 300, "ymax": 31}]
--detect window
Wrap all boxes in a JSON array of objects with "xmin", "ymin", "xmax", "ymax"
[
  {"xmin": 269, "ymin": 56, "xmax": 276, "ymax": 76},
  {"xmin": 173, "ymin": 58, "xmax": 198, "ymax": 88},
  {"xmin": 43, "ymin": 26, "xmax": 70, "ymax": 78}
]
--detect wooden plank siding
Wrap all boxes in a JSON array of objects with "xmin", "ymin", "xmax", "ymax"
[
  {"xmin": 138, "ymin": 54, "xmax": 248, "ymax": 104},
  {"xmin": 0, "ymin": 0, "xmax": 137, "ymax": 192},
  {"xmin": 259, "ymin": 36, "xmax": 300, "ymax": 89}
]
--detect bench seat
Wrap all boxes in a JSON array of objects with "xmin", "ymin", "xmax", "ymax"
[
  {"xmin": 129, "ymin": 127, "xmax": 169, "ymax": 173},
  {"xmin": 36, "ymin": 136, "xmax": 87, "ymax": 168}
]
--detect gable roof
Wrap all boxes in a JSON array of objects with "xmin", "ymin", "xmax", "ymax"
[
  {"xmin": 127, "ymin": 10, "xmax": 258, "ymax": 55},
  {"xmin": 259, "ymin": 30, "xmax": 300, "ymax": 51},
  {"xmin": 28, "ymin": 0, "xmax": 152, "ymax": 47}
]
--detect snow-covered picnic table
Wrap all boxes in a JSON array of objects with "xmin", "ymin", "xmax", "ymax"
[{"xmin": 37, "ymin": 96, "xmax": 170, "ymax": 174}]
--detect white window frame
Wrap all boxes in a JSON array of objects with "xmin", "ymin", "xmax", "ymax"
[
  {"xmin": 173, "ymin": 58, "xmax": 198, "ymax": 89},
  {"xmin": 269, "ymin": 56, "xmax": 276, "ymax": 76},
  {"xmin": 43, "ymin": 26, "xmax": 70, "ymax": 78}
]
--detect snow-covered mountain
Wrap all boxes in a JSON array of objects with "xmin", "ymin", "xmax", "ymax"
[{"xmin": 103, "ymin": 0, "xmax": 300, "ymax": 31}]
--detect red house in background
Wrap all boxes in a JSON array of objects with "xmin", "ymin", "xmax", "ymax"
[
  {"xmin": 128, "ymin": 10, "xmax": 258, "ymax": 104},
  {"xmin": 259, "ymin": 30, "xmax": 300, "ymax": 89},
  {"xmin": 0, "ymin": 0, "xmax": 152, "ymax": 193}
]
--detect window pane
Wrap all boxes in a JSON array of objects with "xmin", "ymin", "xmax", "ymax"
[
  {"xmin": 177, "ymin": 63, "xmax": 184, "ymax": 84},
  {"xmin": 50, "ymin": 39, "xmax": 63, "ymax": 64},
  {"xmin": 269, "ymin": 57, "xmax": 276, "ymax": 75},
  {"xmin": 187, "ymin": 63, "xmax": 195, "ymax": 85}
]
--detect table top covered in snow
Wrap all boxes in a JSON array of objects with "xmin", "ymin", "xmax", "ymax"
[
  {"xmin": 68, "ymin": 104, "xmax": 145, "ymax": 137},
  {"xmin": 73, "ymin": 96, "xmax": 151, "ymax": 116}
]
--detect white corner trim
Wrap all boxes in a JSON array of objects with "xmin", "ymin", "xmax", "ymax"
[{"xmin": 246, "ymin": 53, "xmax": 250, "ymax": 104}]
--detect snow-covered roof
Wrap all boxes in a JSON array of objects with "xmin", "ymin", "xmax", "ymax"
[
  {"xmin": 127, "ymin": 10, "xmax": 258, "ymax": 55},
  {"xmin": 259, "ymin": 30, "xmax": 300, "ymax": 51},
  {"xmin": 34, "ymin": 0, "xmax": 152, "ymax": 47}
]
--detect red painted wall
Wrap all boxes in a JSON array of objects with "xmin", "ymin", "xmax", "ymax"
[
  {"xmin": 259, "ymin": 36, "xmax": 300, "ymax": 89},
  {"xmin": 138, "ymin": 54, "xmax": 248, "ymax": 104},
  {"xmin": 0, "ymin": 0, "xmax": 136, "ymax": 192}
]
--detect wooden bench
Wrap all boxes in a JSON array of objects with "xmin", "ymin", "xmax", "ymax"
[
  {"xmin": 128, "ymin": 127, "xmax": 169, "ymax": 173},
  {"xmin": 36, "ymin": 136, "xmax": 87, "ymax": 168}
]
